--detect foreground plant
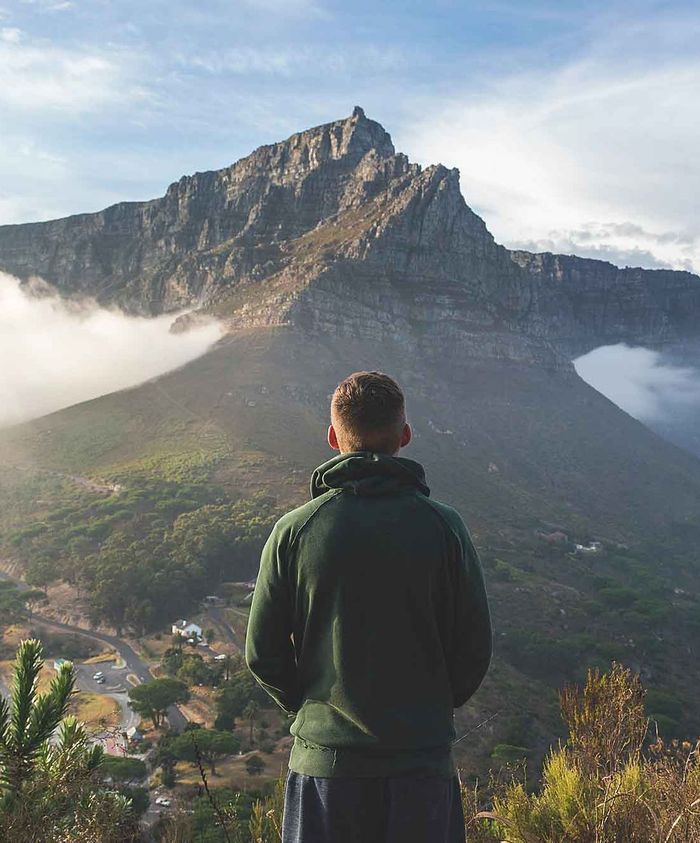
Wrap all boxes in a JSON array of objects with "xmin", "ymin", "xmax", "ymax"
[
  {"xmin": 0, "ymin": 638, "xmax": 139, "ymax": 842},
  {"xmin": 469, "ymin": 663, "xmax": 700, "ymax": 843}
]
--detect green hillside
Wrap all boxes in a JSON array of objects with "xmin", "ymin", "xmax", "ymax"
[{"xmin": 1, "ymin": 325, "xmax": 699, "ymax": 773}]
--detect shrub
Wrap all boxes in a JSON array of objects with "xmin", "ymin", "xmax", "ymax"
[
  {"xmin": 100, "ymin": 755, "xmax": 147, "ymax": 783},
  {"xmin": 246, "ymin": 754, "xmax": 266, "ymax": 777},
  {"xmin": 467, "ymin": 664, "xmax": 700, "ymax": 842}
]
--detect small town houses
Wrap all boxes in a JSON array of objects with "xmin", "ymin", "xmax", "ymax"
[{"xmin": 171, "ymin": 620, "xmax": 203, "ymax": 641}]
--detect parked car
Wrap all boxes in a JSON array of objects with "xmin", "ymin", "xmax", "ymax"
[
  {"xmin": 92, "ymin": 671, "xmax": 104, "ymax": 680},
  {"xmin": 155, "ymin": 797, "xmax": 171, "ymax": 807},
  {"xmin": 95, "ymin": 676, "xmax": 106, "ymax": 684}
]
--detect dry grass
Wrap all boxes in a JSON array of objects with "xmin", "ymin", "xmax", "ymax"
[
  {"xmin": 1, "ymin": 623, "xmax": 30, "ymax": 649},
  {"xmin": 82, "ymin": 650, "xmax": 118, "ymax": 665},
  {"xmin": 173, "ymin": 745, "xmax": 289, "ymax": 790},
  {"xmin": 179, "ymin": 685, "xmax": 217, "ymax": 728},
  {"xmin": 0, "ymin": 658, "xmax": 54, "ymax": 692},
  {"xmin": 222, "ymin": 607, "xmax": 250, "ymax": 641},
  {"xmin": 68, "ymin": 692, "xmax": 120, "ymax": 730}
]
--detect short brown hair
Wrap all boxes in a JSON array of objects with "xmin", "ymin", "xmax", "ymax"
[{"xmin": 331, "ymin": 371, "xmax": 406, "ymax": 454}]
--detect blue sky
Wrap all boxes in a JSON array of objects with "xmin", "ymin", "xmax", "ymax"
[{"xmin": 1, "ymin": 0, "xmax": 698, "ymax": 271}]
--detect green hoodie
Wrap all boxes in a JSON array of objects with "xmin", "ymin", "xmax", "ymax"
[{"xmin": 245, "ymin": 452, "xmax": 492, "ymax": 778}]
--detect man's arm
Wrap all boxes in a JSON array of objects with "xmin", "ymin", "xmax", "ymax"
[
  {"xmin": 448, "ymin": 519, "xmax": 493, "ymax": 708},
  {"xmin": 245, "ymin": 522, "xmax": 299, "ymax": 716}
]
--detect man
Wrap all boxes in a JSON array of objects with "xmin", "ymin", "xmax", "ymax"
[{"xmin": 246, "ymin": 371, "xmax": 492, "ymax": 843}]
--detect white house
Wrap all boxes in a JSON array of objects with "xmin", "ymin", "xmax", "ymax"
[{"xmin": 171, "ymin": 620, "xmax": 203, "ymax": 639}]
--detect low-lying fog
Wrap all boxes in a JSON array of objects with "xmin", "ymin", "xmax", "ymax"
[
  {"xmin": 575, "ymin": 343, "xmax": 700, "ymax": 457},
  {"xmin": 574, "ymin": 344, "xmax": 700, "ymax": 422},
  {"xmin": 0, "ymin": 272, "xmax": 222, "ymax": 428}
]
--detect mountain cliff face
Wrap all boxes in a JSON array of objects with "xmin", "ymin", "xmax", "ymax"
[
  {"xmin": 512, "ymin": 251, "xmax": 700, "ymax": 357},
  {"xmin": 2, "ymin": 107, "xmax": 697, "ymax": 369}
]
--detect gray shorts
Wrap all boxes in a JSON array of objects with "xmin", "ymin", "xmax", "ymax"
[{"xmin": 282, "ymin": 771, "xmax": 466, "ymax": 843}]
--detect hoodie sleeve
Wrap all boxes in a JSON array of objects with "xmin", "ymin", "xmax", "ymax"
[
  {"xmin": 245, "ymin": 521, "xmax": 299, "ymax": 716},
  {"xmin": 444, "ymin": 512, "xmax": 493, "ymax": 708}
]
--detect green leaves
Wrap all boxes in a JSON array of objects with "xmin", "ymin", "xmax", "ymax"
[
  {"xmin": 0, "ymin": 639, "xmax": 75, "ymax": 796},
  {"xmin": 168, "ymin": 727, "xmax": 240, "ymax": 775},
  {"xmin": 0, "ymin": 639, "xmax": 139, "ymax": 839},
  {"xmin": 9, "ymin": 474, "xmax": 277, "ymax": 636},
  {"xmin": 127, "ymin": 677, "xmax": 189, "ymax": 728}
]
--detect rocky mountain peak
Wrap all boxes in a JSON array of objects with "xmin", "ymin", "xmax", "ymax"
[
  {"xmin": 213, "ymin": 106, "xmax": 396, "ymax": 189},
  {"xmin": 0, "ymin": 109, "xmax": 698, "ymax": 371}
]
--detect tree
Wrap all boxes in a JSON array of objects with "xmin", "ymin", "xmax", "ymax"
[
  {"xmin": 216, "ymin": 670, "xmax": 268, "ymax": 725},
  {"xmin": 0, "ymin": 583, "xmax": 45, "ymax": 625},
  {"xmin": 160, "ymin": 646, "xmax": 184, "ymax": 676},
  {"xmin": 222, "ymin": 653, "xmax": 233, "ymax": 682},
  {"xmin": 170, "ymin": 497, "xmax": 276, "ymax": 585},
  {"xmin": 100, "ymin": 756, "xmax": 147, "ymax": 784},
  {"xmin": 161, "ymin": 649, "xmax": 213, "ymax": 686},
  {"xmin": 0, "ymin": 639, "xmax": 75, "ymax": 796},
  {"xmin": 128, "ymin": 678, "xmax": 189, "ymax": 729},
  {"xmin": 243, "ymin": 700, "xmax": 260, "ymax": 746},
  {"xmin": 0, "ymin": 639, "xmax": 139, "ymax": 841},
  {"xmin": 214, "ymin": 711, "xmax": 235, "ymax": 732},
  {"xmin": 212, "ymin": 652, "xmax": 237, "ymax": 684},
  {"xmin": 176, "ymin": 654, "xmax": 212, "ymax": 686},
  {"xmin": 246, "ymin": 754, "xmax": 266, "ymax": 777},
  {"xmin": 169, "ymin": 728, "xmax": 240, "ymax": 775}
]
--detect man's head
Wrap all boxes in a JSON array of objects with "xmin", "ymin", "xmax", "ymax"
[{"xmin": 328, "ymin": 371, "xmax": 412, "ymax": 455}]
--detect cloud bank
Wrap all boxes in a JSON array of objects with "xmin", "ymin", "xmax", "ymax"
[
  {"xmin": 574, "ymin": 344, "xmax": 700, "ymax": 422},
  {"xmin": 0, "ymin": 273, "xmax": 222, "ymax": 427},
  {"xmin": 405, "ymin": 16, "xmax": 700, "ymax": 273}
]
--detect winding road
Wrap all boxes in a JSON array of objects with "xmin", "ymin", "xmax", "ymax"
[{"xmin": 0, "ymin": 572, "xmax": 187, "ymax": 732}]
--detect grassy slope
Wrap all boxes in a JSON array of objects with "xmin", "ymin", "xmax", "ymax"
[{"xmin": 1, "ymin": 325, "xmax": 699, "ymax": 774}]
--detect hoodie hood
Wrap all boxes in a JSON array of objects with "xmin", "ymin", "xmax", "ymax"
[{"xmin": 310, "ymin": 452, "xmax": 430, "ymax": 499}]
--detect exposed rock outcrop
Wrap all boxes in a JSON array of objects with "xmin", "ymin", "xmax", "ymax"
[
  {"xmin": 0, "ymin": 107, "xmax": 697, "ymax": 368},
  {"xmin": 512, "ymin": 251, "xmax": 700, "ymax": 357}
]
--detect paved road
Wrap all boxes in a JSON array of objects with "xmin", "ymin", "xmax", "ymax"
[
  {"xmin": 72, "ymin": 661, "xmax": 139, "ymax": 752},
  {"xmin": 0, "ymin": 572, "xmax": 187, "ymax": 731},
  {"xmin": 204, "ymin": 605, "xmax": 241, "ymax": 650},
  {"xmin": 31, "ymin": 616, "xmax": 188, "ymax": 732}
]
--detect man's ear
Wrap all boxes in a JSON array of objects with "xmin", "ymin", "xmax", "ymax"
[
  {"xmin": 399, "ymin": 423, "xmax": 412, "ymax": 449},
  {"xmin": 328, "ymin": 424, "xmax": 340, "ymax": 451}
]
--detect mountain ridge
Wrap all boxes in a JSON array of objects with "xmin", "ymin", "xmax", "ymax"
[{"xmin": 1, "ymin": 108, "xmax": 698, "ymax": 369}]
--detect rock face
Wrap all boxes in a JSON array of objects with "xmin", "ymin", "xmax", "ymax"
[
  {"xmin": 0, "ymin": 107, "xmax": 698, "ymax": 367},
  {"xmin": 512, "ymin": 251, "xmax": 700, "ymax": 358}
]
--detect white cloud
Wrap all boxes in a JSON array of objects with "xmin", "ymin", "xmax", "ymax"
[
  {"xmin": 239, "ymin": 0, "xmax": 324, "ymax": 14},
  {"xmin": 0, "ymin": 273, "xmax": 222, "ymax": 427},
  {"xmin": 574, "ymin": 344, "xmax": 700, "ymax": 422},
  {"xmin": 180, "ymin": 43, "xmax": 406, "ymax": 77},
  {"xmin": 404, "ymin": 24, "xmax": 700, "ymax": 273},
  {"xmin": 510, "ymin": 237, "xmax": 695, "ymax": 272},
  {"xmin": 0, "ymin": 25, "xmax": 22, "ymax": 41},
  {"xmin": 0, "ymin": 36, "xmax": 147, "ymax": 113},
  {"xmin": 19, "ymin": 0, "xmax": 75, "ymax": 10}
]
